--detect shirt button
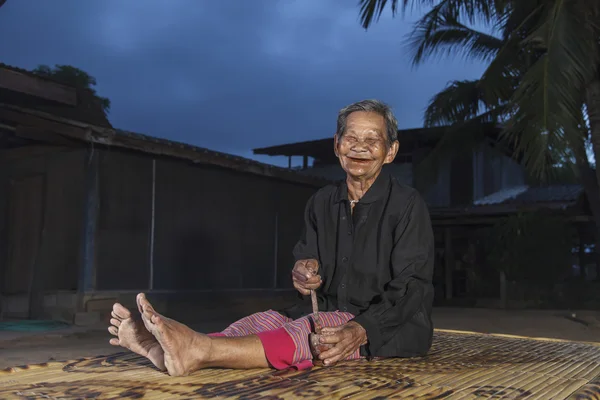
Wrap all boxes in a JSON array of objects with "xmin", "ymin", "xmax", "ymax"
[
  {"xmin": 347, "ymin": 231, "xmax": 352, "ymax": 235},
  {"xmin": 342, "ymin": 257, "xmax": 348, "ymax": 263},
  {"xmin": 341, "ymin": 283, "xmax": 346, "ymax": 289},
  {"xmin": 343, "ymin": 307, "xmax": 348, "ymax": 312}
]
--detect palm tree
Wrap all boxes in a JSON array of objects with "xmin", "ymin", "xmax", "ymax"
[
  {"xmin": 32, "ymin": 64, "xmax": 111, "ymax": 115},
  {"xmin": 358, "ymin": 0, "xmax": 600, "ymax": 273}
]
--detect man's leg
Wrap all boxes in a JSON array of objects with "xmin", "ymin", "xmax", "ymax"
[
  {"xmin": 112, "ymin": 294, "xmax": 362, "ymax": 376},
  {"xmin": 213, "ymin": 309, "xmax": 292, "ymax": 337},
  {"xmin": 135, "ymin": 293, "xmax": 271, "ymax": 375},
  {"xmin": 208, "ymin": 308, "xmax": 360, "ymax": 370}
]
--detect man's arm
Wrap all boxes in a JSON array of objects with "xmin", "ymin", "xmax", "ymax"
[
  {"xmin": 292, "ymin": 194, "xmax": 319, "ymax": 262},
  {"xmin": 291, "ymin": 194, "xmax": 321, "ymax": 300},
  {"xmin": 351, "ymin": 191, "xmax": 434, "ymax": 354}
]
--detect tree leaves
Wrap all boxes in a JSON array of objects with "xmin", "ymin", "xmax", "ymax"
[
  {"xmin": 358, "ymin": 0, "xmax": 599, "ymax": 183},
  {"xmin": 32, "ymin": 64, "xmax": 111, "ymax": 114}
]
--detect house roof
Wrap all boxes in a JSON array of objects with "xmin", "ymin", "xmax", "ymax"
[
  {"xmin": 0, "ymin": 63, "xmax": 112, "ymax": 128},
  {"xmin": 0, "ymin": 102, "xmax": 330, "ymax": 187},
  {"xmin": 507, "ymin": 184, "xmax": 584, "ymax": 205},
  {"xmin": 473, "ymin": 184, "xmax": 584, "ymax": 207},
  {"xmin": 431, "ymin": 184, "xmax": 587, "ymax": 222}
]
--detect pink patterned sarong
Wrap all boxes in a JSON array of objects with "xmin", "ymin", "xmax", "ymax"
[{"xmin": 209, "ymin": 310, "xmax": 361, "ymax": 370}]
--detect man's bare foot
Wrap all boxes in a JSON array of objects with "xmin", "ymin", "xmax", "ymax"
[
  {"xmin": 108, "ymin": 302, "xmax": 166, "ymax": 371},
  {"xmin": 136, "ymin": 293, "xmax": 212, "ymax": 377}
]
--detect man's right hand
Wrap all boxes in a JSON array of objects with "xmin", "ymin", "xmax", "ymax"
[{"xmin": 292, "ymin": 259, "xmax": 321, "ymax": 295}]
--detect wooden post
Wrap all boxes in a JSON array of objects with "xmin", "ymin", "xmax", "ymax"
[
  {"xmin": 444, "ymin": 227, "xmax": 454, "ymax": 300},
  {"xmin": 77, "ymin": 147, "xmax": 99, "ymax": 311},
  {"xmin": 578, "ymin": 224, "xmax": 587, "ymax": 280},
  {"xmin": 288, "ymin": 156, "xmax": 292, "ymax": 169},
  {"xmin": 303, "ymin": 155, "xmax": 308, "ymax": 169},
  {"xmin": 500, "ymin": 270, "xmax": 508, "ymax": 309}
]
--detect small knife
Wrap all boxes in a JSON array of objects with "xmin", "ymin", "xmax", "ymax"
[{"xmin": 311, "ymin": 289, "xmax": 321, "ymax": 333}]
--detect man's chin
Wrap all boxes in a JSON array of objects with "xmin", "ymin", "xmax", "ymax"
[{"xmin": 344, "ymin": 168, "xmax": 379, "ymax": 181}]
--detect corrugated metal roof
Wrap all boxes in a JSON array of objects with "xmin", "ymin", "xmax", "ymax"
[
  {"xmin": 511, "ymin": 184, "xmax": 584, "ymax": 204},
  {"xmin": 0, "ymin": 102, "xmax": 330, "ymax": 187},
  {"xmin": 473, "ymin": 186, "xmax": 529, "ymax": 205},
  {"xmin": 473, "ymin": 184, "xmax": 584, "ymax": 206}
]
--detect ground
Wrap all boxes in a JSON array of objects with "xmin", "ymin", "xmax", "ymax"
[{"xmin": 1, "ymin": 307, "xmax": 599, "ymax": 369}]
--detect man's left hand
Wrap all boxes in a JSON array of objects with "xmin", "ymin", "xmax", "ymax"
[{"xmin": 317, "ymin": 321, "xmax": 367, "ymax": 366}]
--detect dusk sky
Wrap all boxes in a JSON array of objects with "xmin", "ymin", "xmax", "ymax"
[{"xmin": 0, "ymin": 0, "xmax": 486, "ymax": 166}]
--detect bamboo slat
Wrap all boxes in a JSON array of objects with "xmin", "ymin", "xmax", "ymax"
[{"xmin": 1, "ymin": 330, "xmax": 599, "ymax": 399}]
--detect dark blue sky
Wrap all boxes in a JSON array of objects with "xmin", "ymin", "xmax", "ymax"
[{"xmin": 0, "ymin": 0, "xmax": 485, "ymax": 166}]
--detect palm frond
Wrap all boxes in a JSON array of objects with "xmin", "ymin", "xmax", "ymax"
[
  {"xmin": 406, "ymin": 1, "xmax": 503, "ymax": 65},
  {"xmin": 357, "ymin": 0, "xmax": 505, "ymax": 30},
  {"xmin": 424, "ymin": 79, "xmax": 493, "ymax": 126},
  {"xmin": 358, "ymin": 0, "xmax": 440, "ymax": 29},
  {"xmin": 504, "ymin": 0, "xmax": 599, "ymax": 179}
]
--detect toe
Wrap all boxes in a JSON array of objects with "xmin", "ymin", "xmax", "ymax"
[
  {"xmin": 150, "ymin": 313, "xmax": 163, "ymax": 326},
  {"xmin": 136, "ymin": 293, "xmax": 147, "ymax": 314},
  {"xmin": 110, "ymin": 318, "xmax": 121, "ymax": 327},
  {"xmin": 108, "ymin": 326, "xmax": 118, "ymax": 336},
  {"xmin": 113, "ymin": 303, "xmax": 131, "ymax": 319},
  {"xmin": 109, "ymin": 338, "xmax": 120, "ymax": 346}
]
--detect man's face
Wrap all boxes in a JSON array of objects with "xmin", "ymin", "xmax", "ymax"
[{"xmin": 334, "ymin": 111, "xmax": 398, "ymax": 180}]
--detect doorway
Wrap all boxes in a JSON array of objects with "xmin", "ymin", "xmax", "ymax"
[{"xmin": 3, "ymin": 175, "xmax": 45, "ymax": 318}]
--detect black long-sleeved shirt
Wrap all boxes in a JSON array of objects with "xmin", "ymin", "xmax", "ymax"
[{"xmin": 279, "ymin": 168, "xmax": 435, "ymax": 358}]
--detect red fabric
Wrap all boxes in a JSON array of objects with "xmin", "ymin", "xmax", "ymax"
[
  {"xmin": 256, "ymin": 327, "xmax": 297, "ymax": 370},
  {"xmin": 213, "ymin": 310, "xmax": 361, "ymax": 370}
]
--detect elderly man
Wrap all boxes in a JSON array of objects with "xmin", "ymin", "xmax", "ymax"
[{"xmin": 108, "ymin": 99, "xmax": 435, "ymax": 376}]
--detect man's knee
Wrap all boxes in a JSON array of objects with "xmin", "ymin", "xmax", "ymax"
[{"xmin": 222, "ymin": 310, "xmax": 290, "ymax": 336}]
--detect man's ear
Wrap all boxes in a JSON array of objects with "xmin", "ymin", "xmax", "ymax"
[
  {"xmin": 384, "ymin": 140, "xmax": 399, "ymax": 164},
  {"xmin": 333, "ymin": 134, "xmax": 340, "ymax": 158}
]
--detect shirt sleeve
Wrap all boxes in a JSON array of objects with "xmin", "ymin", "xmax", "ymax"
[
  {"xmin": 292, "ymin": 194, "xmax": 320, "ymax": 262},
  {"xmin": 351, "ymin": 191, "xmax": 434, "ymax": 354}
]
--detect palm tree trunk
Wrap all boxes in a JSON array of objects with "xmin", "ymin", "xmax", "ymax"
[{"xmin": 584, "ymin": 78, "xmax": 600, "ymax": 279}]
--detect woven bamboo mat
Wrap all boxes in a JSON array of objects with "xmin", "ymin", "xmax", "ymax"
[{"xmin": 1, "ymin": 330, "xmax": 600, "ymax": 399}]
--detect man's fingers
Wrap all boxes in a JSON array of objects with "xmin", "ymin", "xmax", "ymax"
[
  {"xmin": 320, "ymin": 325, "xmax": 344, "ymax": 335},
  {"xmin": 292, "ymin": 275, "xmax": 321, "ymax": 290},
  {"xmin": 321, "ymin": 341, "xmax": 358, "ymax": 366},
  {"xmin": 319, "ymin": 341, "xmax": 347, "ymax": 361},
  {"xmin": 292, "ymin": 270, "xmax": 309, "ymax": 282},
  {"xmin": 306, "ymin": 259, "xmax": 319, "ymax": 274},
  {"xmin": 293, "ymin": 282, "xmax": 311, "ymax": 296},
  {"xmin": 324, "ymin": 349, "xmax": 352, "ymax": 366},
  {"xmin": 318, "ymin": 332, "xmax": 344, "ymax": 344},
  {"xmin": 303, "ymin": 281, "xmax": 321, "ymax": 291}
]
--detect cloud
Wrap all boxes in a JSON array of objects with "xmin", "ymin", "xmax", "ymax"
[{"xmin": 0, "ymin": 0, "xmax": 486, "ymax": 164}]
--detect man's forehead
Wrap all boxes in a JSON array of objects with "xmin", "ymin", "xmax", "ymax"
[{"xmin": 344, "ymin": 127, "xmax": 384, "ymax": 137}]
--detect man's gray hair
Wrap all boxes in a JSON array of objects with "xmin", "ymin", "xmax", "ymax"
[{"xmin": 336, "ymin": 99, "xmax": 398, "ymax": 146}]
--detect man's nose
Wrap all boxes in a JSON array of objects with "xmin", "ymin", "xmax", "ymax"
[{"xmin": 351, "ymin": 141, "xmax": 368, "ymax": 152}]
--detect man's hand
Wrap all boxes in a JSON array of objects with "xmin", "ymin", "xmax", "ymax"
[
  {"xmin": 292, "ymin": 259, "xmax": 321, "ymax": 295},
  {"xmin": 317, "ymin": 321, "xmax": 367, "ymax": 366}
]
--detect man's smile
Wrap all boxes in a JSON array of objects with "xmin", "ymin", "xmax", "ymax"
[{"xmin": 347, "ymin": 157, "xmax": 372, "ymax": 164}]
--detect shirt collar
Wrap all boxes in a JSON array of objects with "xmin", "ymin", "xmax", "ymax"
[{"xmin": 334, "ymin": 167, "xmax": 391, "ymax": 204}]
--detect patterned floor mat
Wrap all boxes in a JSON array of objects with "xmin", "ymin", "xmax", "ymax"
[{"xmin": 1, "ymin": 330, "xmax": 599, "ymax": 399}]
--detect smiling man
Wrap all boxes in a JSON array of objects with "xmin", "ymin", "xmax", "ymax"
[{"xmin": 108, "ymin": 99, "xmax": 435, "ymax": 376}]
